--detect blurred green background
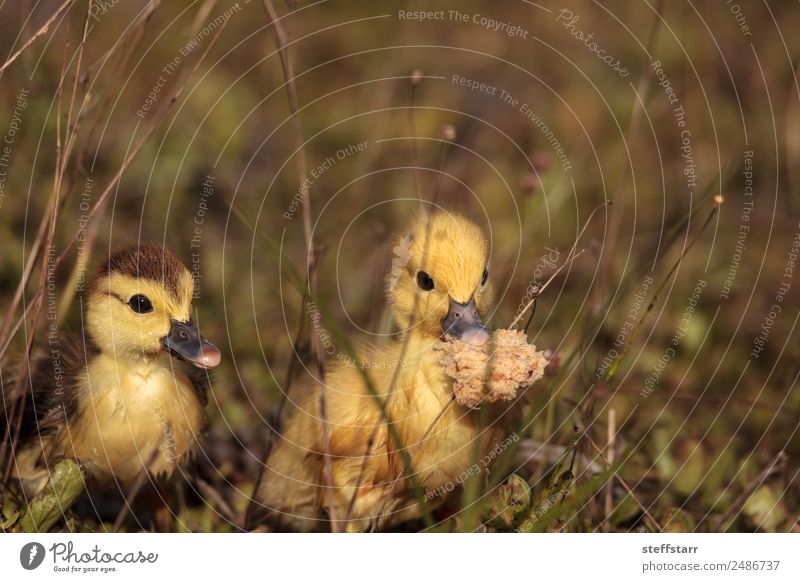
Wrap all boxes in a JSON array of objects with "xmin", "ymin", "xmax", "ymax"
[{"xmin": 1, "ymin": 0, "xmax": 799, "ymax": 532}]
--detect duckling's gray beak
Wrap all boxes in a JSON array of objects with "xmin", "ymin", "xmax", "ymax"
[
  {"xmin": 162, "ymin": 320, "xmax": 221, "ymax": 369},
  {"xmin": 442, "ymin": 298, "xmax": 490, "ymax": 346}
]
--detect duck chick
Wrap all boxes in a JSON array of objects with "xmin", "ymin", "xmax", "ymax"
[
  {"xmin": 7, "ymin": 244, "xmax": 221, "ymax": 496},
  {"xmin": 251, "ymin": 211, "xmax": 517, "ymax": 531}
]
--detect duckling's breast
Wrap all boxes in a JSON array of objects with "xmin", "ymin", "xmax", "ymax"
[
  {"xmin": 61, "ymin": 353, "xmax": 205, "ymax": 484},
  {"xmin": 397, "ymin": 343, "xmax": 509, "ymax": 494}
]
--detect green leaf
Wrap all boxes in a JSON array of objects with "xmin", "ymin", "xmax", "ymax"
[
  {"xmin": 15, "ymin": 459, "xmax": 85, "ymax": 533},
  {"xmin": 520, "ymin": 469, "xmax": 574, "ymax": 532},
  {"xmin": 658, "ymin": 507, "xmax": 696, "ymax": 532},
  {"xmin": 610, "ymin": 494, "xmax": 641, "ymax": 526},
  {"xmin": 743, "ymin": 486, "xmax": 787, "ymax": 532},
  {"xmin": 483, "ymin": 474, "xmax": 531, "ymax": 531},
  {"xmin": 1, "ymin": 501, "xmax": 20, "ymax": 529}
]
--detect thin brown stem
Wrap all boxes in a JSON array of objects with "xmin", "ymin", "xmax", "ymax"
[
  {"xmin": 1, "ymin": 2, "xmax": 229, "ymax": 481},
  {"xmin": 585, "ymin": 434, "xmax": 662, "ymax": 532},
  {"xmin": 0, "ymin": 0, "xmax": 74, "ymax": 76},
  {"xmin": 259, "ymin": 0, "xmax": 338, "ymax": 529},
  {"xmin": 260, "ymin": 0, "xmax": 314, "ymax": 271},
  {"xmin": 1, "ymin": 8, "xmax": 229, "ymax": 353},
  {"xmin": 513, "ymin": 199, "xmax": 609, "ymax": 331},
  {"xmin": 602, "ymin": 204, "xmax": 718, "ymax": 383},
  {"xmin": 511, "ymin": 249, "xmax": 586, "ymax": 330},
  {"xmin": 1, "ymin": 1, "xmax": 158, "ymax": 353},
  {"xmin": 596, "ymin": 0, "xmax": 664, "ymax": 306},
  {"xmin": 344, "ymin": 213, "xmax": 437, "ymax": 525},
  {"xmin": 370, "ymin": 397, "xmax": 455, "ymax": 532},
  {"xmin": 603, "ymin": 408, "xmax": 616, "ymax": 532},
  {"xmin": 1, "ymin": 26, "xmax": 73, "ymax": 483},
  {"xmin": 76, "ymin": 0, "xmax": 161, "ymax": 175},
  {"xmin": 112, "ymin": 450, "xmax": 160, "ymax": 532},
  {"xmin": 409, "ymin": 77, "xmax": 423, "ymax": 207},
  {"xmin": 196, "ymin": 477, "xmax": 241, "ymax": 528},
  {"xmin": 713, "ymin": 451, "xmax": 787, "ymax": 532}
]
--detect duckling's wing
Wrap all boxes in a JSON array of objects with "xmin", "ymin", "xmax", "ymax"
[
  {"xmin": 181, "ymin": 362, "xmax": 211, "ymax": 407},
  {"xmin": 2, "ymin": 332, "xmax": 95, "ymax": 444}
]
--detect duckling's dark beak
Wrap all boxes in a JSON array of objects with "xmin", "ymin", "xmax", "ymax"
[
  {"xmin": 442, "ymin": 298, "xmax": 490, "ymax": 346},
  {"xmin": 162, "ymin": 320, "xmax": 221, "ymax": 369}
]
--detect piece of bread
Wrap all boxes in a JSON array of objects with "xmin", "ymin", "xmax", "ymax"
[{"xmin": 436, "ymin": 329, "xmax": 548, "ymax": 408}]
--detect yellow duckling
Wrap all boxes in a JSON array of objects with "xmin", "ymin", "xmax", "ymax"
[
  {"xmin": 250, "ymin": 211, "xmax": 516, "ymax": 531},
  {"xmin": 7, "ymin": 244, "xmax": 221, "ymax": 496}
]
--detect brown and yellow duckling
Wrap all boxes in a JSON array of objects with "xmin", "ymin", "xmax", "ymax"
[
  {"xmin": 250, "ymin": 211, "xmax": 518, "ymax": 531},
  {"xmin": 7, "ymin": 244, "xmax": 221, "ymax": 497}
]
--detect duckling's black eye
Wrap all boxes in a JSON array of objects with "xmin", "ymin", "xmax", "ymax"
[
  {"xmin": 481, "ymin": 267, "xmax": 488, "ymax": 286},
  {"xmin": 416, "ymin": 271, "xmax": 435, "ymax": 291},
  {"xmin": 128, "ymin": 294, "xmax": 153, "ymax": 314}
]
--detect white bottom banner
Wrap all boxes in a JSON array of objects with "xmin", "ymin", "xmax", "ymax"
[{"xmin": 1, "ymin": 533, "xmax": 797, "ymax": 581}]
